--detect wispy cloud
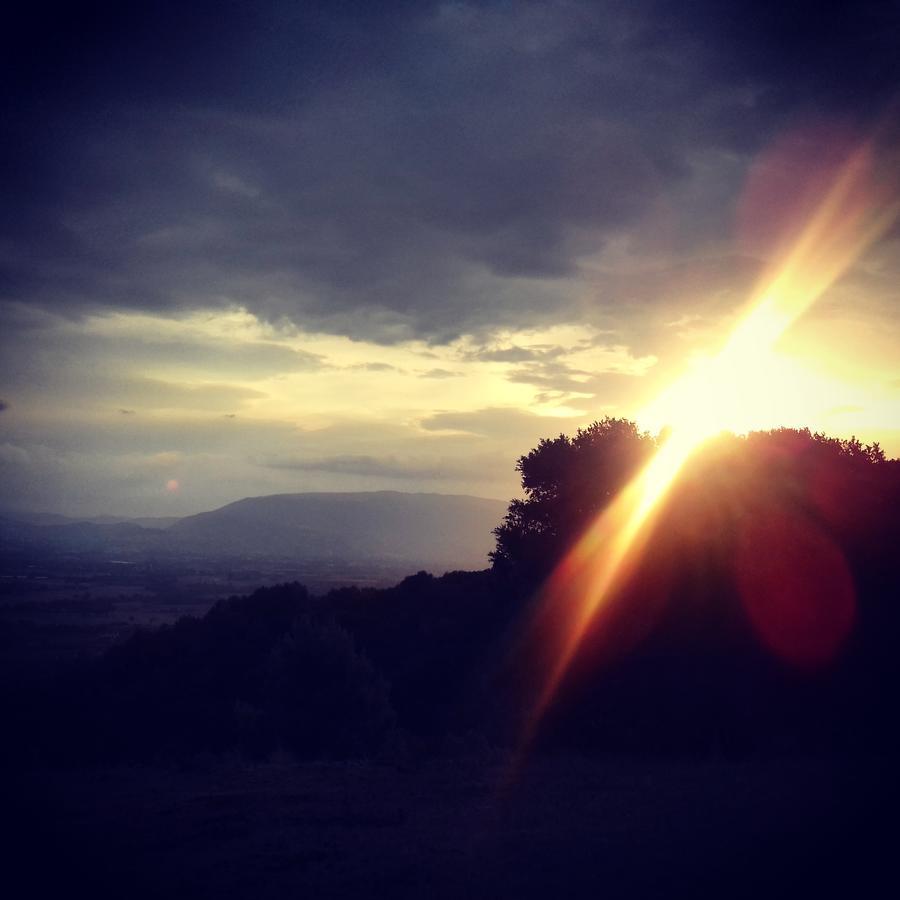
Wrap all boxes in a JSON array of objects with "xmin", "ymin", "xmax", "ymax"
[
  {"xmin": 259, "ymin": 453, "xmax": 494, "ymax": 482},
  {"xmin": 419, "ymin": 368, "xmax": 463, "ymax": 379}
]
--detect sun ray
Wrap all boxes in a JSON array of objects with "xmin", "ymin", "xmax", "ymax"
[{"xmin": 518, "ymin": 132, "xmax": 900, "ymax": 749}]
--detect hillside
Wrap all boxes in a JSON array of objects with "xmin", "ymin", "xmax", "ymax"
[{"xmin": 166, "ymin": 491, "xmax": 506, "ymax": 570}]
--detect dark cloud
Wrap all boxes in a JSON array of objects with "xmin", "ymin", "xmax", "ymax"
[
  {"xmin": 421, "ymin": 406, "xmax": 580, "ymax": 440},
  {"xmin": 260, "ymin": 453, "xmax": 496, "ymax": 482},
  {"xmin": 501, "ymin": 358, "xmax": 656, "ymax": 411},
  {"xmin": 3, "ymin": 1, "xmax": 895, "ymax": 343},
  {"xmin": 121, "ymin": 379, "xmax": 267, "ymax": 411},
  {"xmin": 468, "ymin": 346, "xmax": 544, "ymax": 363},
  {"xmin": 0, "ymin": 400, "xmax": 7, "ymax": 412},
  {"xmin": 647, "ymin": 0, "xmax": 900, "ymax": 117},
  {"xmin": 419, "ymin": 368, "xmax": 463, "ymax": 379},
  {"xmin": 131, "ymin": 338, "xmax": 325, "ymax": 378},
  {"xmin": 350, "ymin": 362, "xmax": 401, "ymax": 373},
  {"xmin": 1, "ymin": 412, "xmax": 301, "ymax": 459},
  {"xmin": 506, "ymin": 361, "xmax": 594, "ymax": 393},
  {"xmin": 0, "ymin": 322, "xmax": 325, "ymax": 399}
]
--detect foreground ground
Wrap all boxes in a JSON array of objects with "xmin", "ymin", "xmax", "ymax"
[{"xmin": 5, "ymin": 754, "xmax": 894, "ymax": 899}]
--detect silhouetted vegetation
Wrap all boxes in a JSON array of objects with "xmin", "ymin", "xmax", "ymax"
[
  {"xmin": 491, "ymin": 417, "xmax": 657, "ymax": 582},
  {"xmin": 3, "ymin": 422, "xmax": 900, "ymax": 767},
  {"xmin": 4, "ymin": 584, "xmax": 393, "ymax": 764},
  {"xmin": 489, "ymin": 422, "xmax": 900, "ymax": 755}
]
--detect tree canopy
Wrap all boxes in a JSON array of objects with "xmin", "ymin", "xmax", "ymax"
[
  {"xmin": 491, "ymin": 417, "xmax": 657, "ymax": 580},
  {"xmin": 491, "ymin": 418, "xmax": 896, "ymax": 585}
]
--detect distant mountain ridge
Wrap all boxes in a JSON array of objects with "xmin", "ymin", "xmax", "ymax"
[
  {"xmin": 1, "ymin": 511, "xmax": 180, "ymax": 529},
  {"xmin": 168, "ymin": 491, "xmax": 506, "ymax": 570},
  {"xmin": 2, "ymin": 491, "xmax": 508, "ymax": 572}
]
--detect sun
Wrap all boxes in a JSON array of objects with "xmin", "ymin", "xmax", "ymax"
[
  {"xmin": 643, "ymin": 348, "xmax": 774, "ymax": 445},
  {"xmin": 517, "ymin": 130, "xmax": 899, "ymax": 748},
  {"xmin": 641, "ymin": 312, "xmax": 816, "ymax": 445},
  {"xmin": 643, "ymin": 131, "xmax": 899, "ymax": 445}
]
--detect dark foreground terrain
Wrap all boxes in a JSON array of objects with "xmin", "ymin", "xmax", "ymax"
[
  {"xmin": 5, "ymin": 754, "xmax": 894, "ymax": 900},
  {"xmin": 4, "ymin": 428, "xmax": 898, "ymax": 898}
]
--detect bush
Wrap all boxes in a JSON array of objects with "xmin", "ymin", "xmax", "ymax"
[
  {"xmin": 263, "ymin": 616, "xmax": 394, "ymax": 758},
  {"xmin": 39, "ymin": 582, "xmax": 395, "ymax": 763}
]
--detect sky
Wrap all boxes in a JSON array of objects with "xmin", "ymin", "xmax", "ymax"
[{"xmin": 1, "ymin": 0, "xmax": 899, "ymax": 517}]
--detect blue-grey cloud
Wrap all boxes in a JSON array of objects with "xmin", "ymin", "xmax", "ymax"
[
  {"xmin": 421, "ymin": 406, "xmax": 580, "ymax": 440},
  {"xmin": 349, "ymin": 362, "xmax": 402, "ymax": 373},
  {"xmin": 468, "ymin": 346, "xmax": 546, "ymax": 363},
  {"xmin": 419, "ymin": 368, "xmax": 463, "ymax": 379},
  {"xmin": 259, "ymin": 452, "xmax": 503, "ymax": 482},
  {"xmin": 3, "ymin": 1, "xmax": 895, "ymax": 347}
]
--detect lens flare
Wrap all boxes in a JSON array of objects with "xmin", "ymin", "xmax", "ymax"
[
  {"xmin": 735, "ymin": 510, "xmax": 856, "ymax": 668},
  {"xmin": 519, "ymin": 130, "xmax": 899, "ymax": 747},
  {"xmin": 526, "ymin": 428, "xmax": 699, "ymax": 732}
]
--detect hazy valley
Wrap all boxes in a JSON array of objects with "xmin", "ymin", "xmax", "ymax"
[{"xmin": 0, "ymin": 491, "xmax": 505, "ymax": 663}]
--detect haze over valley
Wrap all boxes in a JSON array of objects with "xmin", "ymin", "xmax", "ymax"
[{"xmin": 0, "ymin": 490, "xmax": 506, "ymax": 662}]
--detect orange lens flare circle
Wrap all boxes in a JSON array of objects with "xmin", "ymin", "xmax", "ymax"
[{"xmin": 735, "ymin": 511, "xmax": 856, "ymax": 668}]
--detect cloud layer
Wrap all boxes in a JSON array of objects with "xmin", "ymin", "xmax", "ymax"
[
  {"xmin": 4, "ymin": 1, "xmax": 897, "ymax": 343},
  {"xmin": 1, "ymin": 1, "xmax": 898, "ymax": 515}
]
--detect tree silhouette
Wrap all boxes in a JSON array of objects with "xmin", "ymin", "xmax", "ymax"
[
  {"xmin": 491, "ymin": 417, "xmax": 657, "ymax": 581},
  {"xmin": 263, "ymin": 614, "xmax": 394, "ymax": 758}
]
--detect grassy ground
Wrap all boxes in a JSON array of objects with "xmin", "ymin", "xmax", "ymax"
[{"xmin": 5, "ymin": 753, "xmax": 894, "ymax": 899}]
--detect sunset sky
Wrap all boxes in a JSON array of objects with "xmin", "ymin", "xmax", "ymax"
[{"xmin": 1, "ymin": 1, "xmax": 899, "ymax": 517}]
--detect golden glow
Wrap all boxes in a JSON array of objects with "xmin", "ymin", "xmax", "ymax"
[
  {"xmin": 70, "ymin": 312, "xmax": 653, "ymax": 427},
  {"xmin": 528, "ymin": 429, "xmax": 698, "ymax": 731},
  {"xmin": 644, "ymin": 139, "xmax": 899, "ymax": 443},
  {"xmin": 522, "ymin": 133, "xmax": 900, "ymax": 743}
]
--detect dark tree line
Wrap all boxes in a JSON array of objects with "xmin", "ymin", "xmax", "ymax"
[{"xmin": 3, "ymin": 585, "xmax": 393, "ymax": 764}]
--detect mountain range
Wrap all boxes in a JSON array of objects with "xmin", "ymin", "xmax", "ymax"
[{"xmin": 0, "ymin": 491, "xmax": 508, "ymax": 572}]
